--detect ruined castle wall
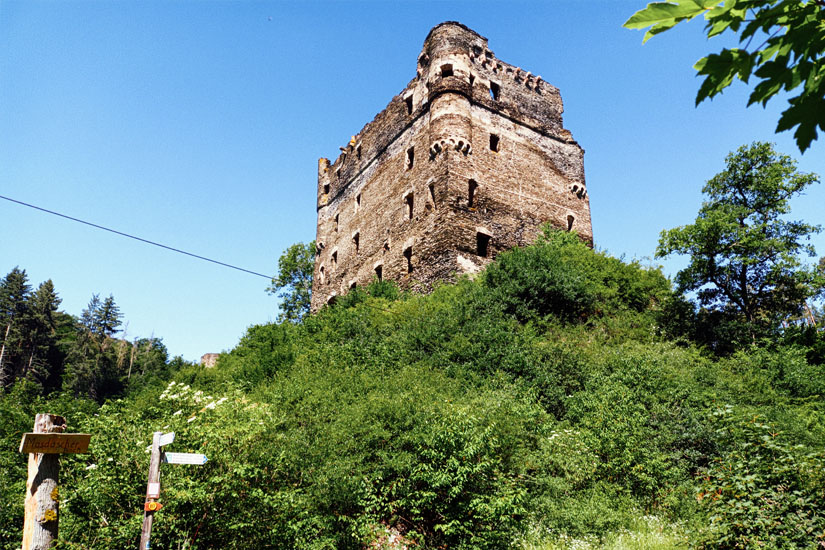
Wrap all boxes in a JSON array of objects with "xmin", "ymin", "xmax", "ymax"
[{"xmin": 311, "ymin": 22, "xmax": 592, "ymax": 311}]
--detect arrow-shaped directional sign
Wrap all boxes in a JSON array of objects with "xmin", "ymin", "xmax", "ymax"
[
  {"xmin": 163, "ymin": 452, "xmax": 208, "ymax": 465},
  {"xmin": 158, "ymin": 432, "xmax": 175, "ymax": 447}
]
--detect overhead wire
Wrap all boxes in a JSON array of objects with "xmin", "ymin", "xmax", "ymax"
[
  {"xmin": 0, "ymin": 194, "xmax": 273, "ymax": 279},
  {"xmin": 1, "ymin": 193, "xmax": 417, "ymax": 317}
]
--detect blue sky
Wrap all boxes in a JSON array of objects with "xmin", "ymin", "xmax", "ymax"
[{"xmin": 2, "ymin": 1, "xmax": 823, "ymax": 361}]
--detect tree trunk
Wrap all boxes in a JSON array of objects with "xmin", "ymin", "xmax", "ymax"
[
  {"xmin": 0, "ymin": 322, "xmax": 11, "ymax": 385},
  {"xmin": 22, "ymin": 413, "xmax": 66, "ymax": 550}
]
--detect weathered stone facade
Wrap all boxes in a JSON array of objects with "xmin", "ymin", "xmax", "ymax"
[{"xmin": 312, "ymin": 22, "xmax": 591, "ymax": 311}]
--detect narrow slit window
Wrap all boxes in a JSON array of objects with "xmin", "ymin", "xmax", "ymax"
[
  {"xmin": 489, "ymin": 134, "xmax": 500, "ymax": 152},
  {"xmin": 405, "ymin": 95, "xmax": 413, "ymax": 115},
  {"xmin": 477, "ymin": 232, "xmax": 490, "ymax": 258},
  {"xmin": 356, "ymin": 193, "xmax": 362, "ymax": 209},
  {"xmin": 375, "ymin": 265, "xmax": 383, "ymax": 282},
  {"xmin": 441, "ymin": 64, "xmax": 453, "ymax": 77},
  {"xmin": 429, "ymin": 183, "xmax": 436, "ymax": 208},
  {"xmin": 319, "ymin": 265, "xmax": 325, "ymax": 285},
  {"xmin": 334, "ymin": 214, "xmax": 339, "ymax": 232},
  {"xmin": 356, "ymin": 144, "xmax": 362, "ymax": 160},
  {"xmin": 404, "ymin": 193, "xmax": 414, "ymax": 220},
  {"xmin": 406, "ymin": 146, "xmax": 415, "ymax": 170},
  {"xmin": 489, "ymin": 81, "xmax": 500, "ymax": 101},
  {"xmin": 469, "ymin": 74, "xmax": 475, "ymax": 87},
  {"xmin": 332, "ymin": 250, "xmax": 338, "ymax": 267},
  {"xmin": 403, "ymin": 247, "xmax": 413, "ymax": 274},
  {"xmin": 468, "ymin": 179, "xmax": 478, "ymax": 207},
  {"xmin": 353, "ymin": 232, "xmax": 360, "ymax": 254},
  {"xmin": 567, "ymin": 215, "xmax": 575, "ymax": 231}
]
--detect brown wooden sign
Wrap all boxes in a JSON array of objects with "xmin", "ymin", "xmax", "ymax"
[{"xmin": 19, "ymin": 433, "xmax": 91, "ymax": 454}]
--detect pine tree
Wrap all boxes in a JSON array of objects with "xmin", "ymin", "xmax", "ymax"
[
  {"xmin": 23, "ymin": 280, "xmax": 62, "ymax": 390},
  {"xmin": 97, "ymin": 294, "xmax": 122, "ymax": 337},
  {"xmin": 0, "ymin": 267, "xmax": 32, "ymax": 388}
]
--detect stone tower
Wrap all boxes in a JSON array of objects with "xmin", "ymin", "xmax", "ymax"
[{"xmin": 312, "ymin": 22, "xmax": 591, "ymax": 311}]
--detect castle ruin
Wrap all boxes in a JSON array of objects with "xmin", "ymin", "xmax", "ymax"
[{"xmin": 312, "ymin": 22, "xmax": 591, "ymax": 311}]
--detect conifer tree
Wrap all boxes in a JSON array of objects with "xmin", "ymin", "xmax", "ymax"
[
  {"xmin": 23, "ymin": 280, "xmax": 62, "ymax": 390},
  {"xmin": 0, "ymin": 267, "xmax": 31, "ymax": 388}
]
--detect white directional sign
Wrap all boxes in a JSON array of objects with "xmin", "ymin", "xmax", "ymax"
[
  {"xmin": 163, "ymin": 452, "xmax": 208, "ymax": 465},
  {"xmin": 158, "ymin": 432, "xmax": 175, "ymax": 447}
]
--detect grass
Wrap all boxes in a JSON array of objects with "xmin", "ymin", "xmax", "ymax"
[{"xmin": 519, "ymin": 515, "xmax": 690, "ymax": 550}]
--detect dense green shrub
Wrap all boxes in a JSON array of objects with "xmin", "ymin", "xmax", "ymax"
[
  {"xmin": 483, "ymin": 229, "xmax": 670, "ymax": 324},
  {"xmin": 2, "ymin": 229, "xmax": 824, "ymax": 549},
  {"xmin": 696, "ymin": 409, "xmax": 825, "ymax": 549}
]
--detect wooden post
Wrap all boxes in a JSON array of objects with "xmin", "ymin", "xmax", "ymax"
[
  {"xmin": 22, "ymin": 414, "xmax": 66, "ymax": 550},
  {"xmin": 139, "ymin": 432, "xmax": 162, "ymax": 550}
]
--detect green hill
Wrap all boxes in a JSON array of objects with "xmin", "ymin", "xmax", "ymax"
[{"xmin": 2, "ymin": 229, "xmax": 824, "ymax": 549}]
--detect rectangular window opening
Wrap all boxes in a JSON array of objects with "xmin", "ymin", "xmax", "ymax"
[
  {"xmin": 323, "ymin": 183, "xmax": 330, "ymax": 195},
  {"xmin": 489, "ymin": 134, "xmax": 500, "ymax": 152},
  {"xmin": 477, "ymin": 232, "xmax": 490, "ymax": 258},
  {"xmin": 375, "ymin": 265, "xmax": 383, "ymax": 282},
  {"xmin": 403, "ymin": 247, "xmax": 413, "ymax": 274},
  {"xmin": 469, "ymin": 74, "xmax": 475, "ymax": 87},
  {"xmin": 406, "ymin": 146, "xmax": 415, "ymax": 170},
  {"xmin": 441, "ymin": 64, "xmax": 453, "ymax": 77},
  {"xmin": 468, "ymin": 179, "xmax": 478, "ymax": 207},
  {"xmin": 353, "ymin": 232, "xmax": 360, "ymax": 254},
  {"xmin": 404, "ymin": 192, "xmax": 414, "ymax": 220},
  {"xmin": 405, "ymin": 95, "xmax": 413, "ymax": 115},
  {"xmin": 489, "ymin": 81, "xmax": 500, "ymax": 101}
]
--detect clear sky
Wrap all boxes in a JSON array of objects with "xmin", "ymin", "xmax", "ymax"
[{"xmin": 2, "ymin": 1, "xmax": 823, "ymax": 361}]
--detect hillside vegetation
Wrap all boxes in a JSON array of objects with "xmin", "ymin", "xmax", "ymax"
[{"xmin": 2, "ymin": 228, "xmax": 824, "ymax": 549}]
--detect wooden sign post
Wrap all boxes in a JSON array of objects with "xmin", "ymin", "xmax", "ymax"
[
  {"xmin": 19, "ymin": 414, "xmax": 91, "ymax": 550},
  {"xmin": 139, "ymin": 432, "xmax": 206, "ymax": 550}
]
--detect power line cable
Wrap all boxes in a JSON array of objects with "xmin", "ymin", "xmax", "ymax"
[{"xmin": 0, "ymin": 194, "xmax": 273, "ymax": 279}]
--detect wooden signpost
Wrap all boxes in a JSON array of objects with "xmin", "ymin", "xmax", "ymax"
[
  {"xmin": 19, "ymin": 414, "xmax": 91, "ymax": 550},
  {"xmin": 139, "ymin": 431, "xmax": 208, "ymax": 550}
]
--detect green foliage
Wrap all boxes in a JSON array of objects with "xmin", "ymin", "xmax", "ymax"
[
  {"xmin": 657, "ymin": 142, "xmax": 822, "ymax": 333},
  {"xmin": 484, "ymin": 228, "xmax": 671, "ymax": 323},
  {"xmin": 3, "ymin": 229, "xmax": 825, "ymax": 548},
  {"xmin": 696, "ymin": 409, "xmax": 825, "ymax": 549},
  {"xmin": 624, "ymin": 0, "xmax": 825, "ymax": 152},
  {"xmin": 268, "ymin": 240, "xmax": 316, "ymax": 323}
]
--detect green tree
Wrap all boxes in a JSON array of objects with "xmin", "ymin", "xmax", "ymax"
[
  {"xmin": 656, "ymin": 142, "xmax": 822, "ymax": 330},
  {"xmin": 23, "ymin": 280, "xmax": 62, "ymax": 389},
  {"xmin": 0, "ymin": 267, "xmax": 31, "ymax": 388},
  {"xmin": 79, "ymin": 294, "xmax": 101, "ymax": 334},
  {"xmin": 267, "ymin": 240, "xmax": 315, "ymax": 323},
  {"xmin": 96, "ymin": 294, "xmax": 122, "ymax": 337},
  {"xmin": 624, "ymin": 0, "xmax": 825, "ymax": 152}
]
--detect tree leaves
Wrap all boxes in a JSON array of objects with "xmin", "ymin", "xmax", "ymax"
[
  {"xmin": 655, "ymin": 142, "xmax": 822, "ymax": 327},
  {"xmin": 623, "ymin": 0, "xmax": 716, "ymax": 42},
  {"xmin": 267, "ymin": 241, "xmax": 316, "ymax": 324},
  {"xmin": 624, "ymin": 0, "xmax": 825, "ymax": 152}
]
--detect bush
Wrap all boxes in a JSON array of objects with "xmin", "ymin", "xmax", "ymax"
[{"xmin": 696, "ymin": 409, "xmax": 825, "ymax": 549}]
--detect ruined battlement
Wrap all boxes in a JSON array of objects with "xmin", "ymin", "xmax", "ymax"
[{"xmin": 312, "ymin": 22, "xmax": 592, "ymax": 311}]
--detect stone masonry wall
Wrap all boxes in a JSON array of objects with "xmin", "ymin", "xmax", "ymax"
[{"xmin": 311, "ymin": 22, "xmax": 591, "ymax": 312}]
